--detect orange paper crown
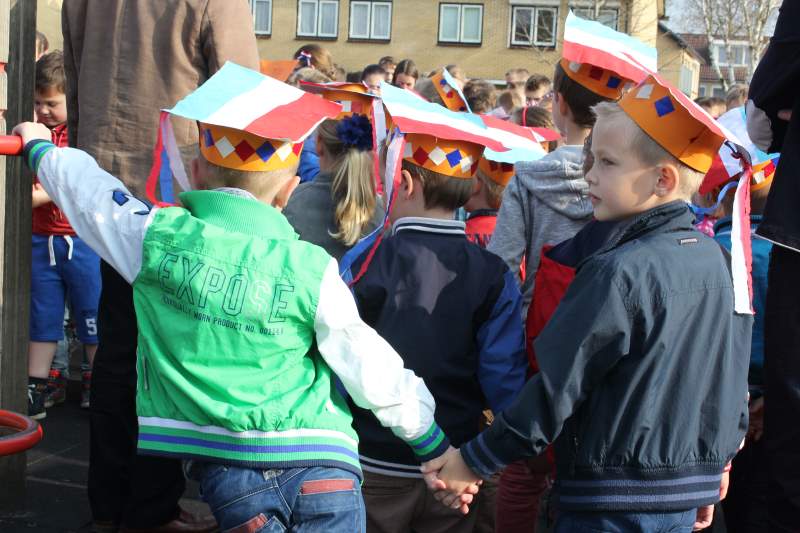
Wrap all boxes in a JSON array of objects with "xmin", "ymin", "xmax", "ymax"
[
  {"xmin": 477, "ymin": 158, "xmax": 515, "ymax": 187},
  {"xmin": 301, "ymin": 82, "xmax": 376, "ymax": 121},
  {"xmin": 403, "ymin": 133, "xmax": 483, "ymax": 179},
  {"xmin": 430, "ymin": 70, "xmax": 469, "ymax": 112},
  {"xmin": 619, "ymin": 75, "xmax": 726, "ymax": 173},
  {"xmin": 560, "ymin": 58, "xmax": 634, "ymax": 100},
  {"xmin": 199, "ymin": 123, "xmax": 302, "ymax": 172}
]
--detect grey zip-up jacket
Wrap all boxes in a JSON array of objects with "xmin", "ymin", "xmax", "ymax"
[{"xmin": 488, "ymin": 145, "xmax": 592, "ymax": 314}]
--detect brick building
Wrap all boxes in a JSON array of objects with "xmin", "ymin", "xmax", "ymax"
[
  {"xmin": 249, "ymin": 0, "xmax": 666, "ymax": 82},
  {"xmin": 679, "ymin": 33, "xmax": 751, "ymax": 98}
]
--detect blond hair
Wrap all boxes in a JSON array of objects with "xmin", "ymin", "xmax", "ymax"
[
  {"xmin": 592, "ymin": 101, "xmax": 706, "ymax": 198},
  {"xmin": 201, "ymin": 157, "xmax": 295, "ymax": 199},
  {"xmin": 415, "ymin": 77, "xmax": 445, "ymax": 106},
  {"xmin": 316, "ymin": 120, "xmax": 377, "ymax": 246},
  {"xmin": 286, "ymin": 67, "xmax": 331, "ymax": 87}
]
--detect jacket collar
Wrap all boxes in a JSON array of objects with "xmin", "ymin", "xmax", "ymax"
[
  {"xmin": 391, "ymin": 216, "xmax": 466, "ymax": 236},
  {"xmin": 581, "ymin": 201, "xmax": 696, "ymax": 268},
  {"xmin": 467, "ymin": 209, "xmax": 498, "ymax": 220},
  {"xmin": 178, "ymin": 189, "xmax": 297, "ymax": 240}
]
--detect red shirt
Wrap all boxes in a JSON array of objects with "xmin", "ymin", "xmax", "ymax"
[
  {"xmin": 32, "ymin": 123, "xmax": 74, "ymax": 236},
  {"xmin": 465, "ymin": 209, "xmax": 498, "ymax": 249}
]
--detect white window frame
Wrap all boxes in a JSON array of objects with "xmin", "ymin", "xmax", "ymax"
[
  {"xmin": 438, "ymin": 3, "xmax": 484, "ymax": 45},
  {"xmin": 297, "ymin": 0, "xmax": 339, "ymax": 38},
  {"xmin": 349, "ymin": 1, "xmax": 392, "ymax": 40},
  {"xmin": 250, "ymin": 0, "xmax": 272, "ymax": 36},
  {"xmin": 713, "ymin": 42, "xmax": 749, "ymax": 67},
  {"xmin": 571, "ymin": 6, "xmax": 618, "ymax": 30},
  {"xmin": 510, "ymin": 6, "xmax": 557, "ymax": 47}
]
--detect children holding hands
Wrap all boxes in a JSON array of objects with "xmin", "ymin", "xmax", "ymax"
[{"xmin": 421, "ymin": 75, "xmax": 753, "ymax": 532}]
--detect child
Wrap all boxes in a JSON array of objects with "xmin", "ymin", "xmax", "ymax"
[
  {"xmin": 285, "ymin": 83, "xmax": 383, "ymax": 259},
  {"xmin": 505, "ymin": 68, "xmax": 530, "ymax": 101},
  {"xmin": 492, "ymin": 90, "xmax": 524, "ymax": 120},
  {"xmin": 711, "ymin": 160, "xmax": 775, "ymax": 531},
  {"xmin": 392, "ymin": 59, "xmax": 419, "ymax": 91},
  {"xmin": 463, "ymin": 79, "xmax": 497, "ymax": 114},
  {"xmin": 525, "ymin": 74, "xmax": 552, "ymax": 106},
  {"xmin": 488, "ymin": 57, "xmax": 628, "ymax": 314},
  {"xmin": 348, "ymin": 88, "xmax": 528, "ymax": 532},
  {"xmin": 28, "ymin": 50, "xmax": 101, "ymax": 418},
  {"xmin": 16, "ymin": 63, "xmax": 452, "ymax": 532},
  {"xmin": 695, "ymin": 96, "xmax": 726, "ymax": 119},
  {"xmin": 378, "ymin": 56, "xmax": 396, "ymax": 82},
  {"xmin": 423, "ymin": 74, "xmax": 753, "ymax": 533},
  {"xmin": 465, "ymin": 146, "xmax": 542, "ymax": 249},
  {"xmin": 361, "ymin": 64, "xmax": 386, "ymax": 94},
  {"xmin": 512, "ymin": 105, "xmax": 560, "ymax": 153}
]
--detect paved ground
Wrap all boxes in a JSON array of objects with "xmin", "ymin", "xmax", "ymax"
[{"xmin": 0, "ymin": 378, "xmax": 209, "ymax": 533}]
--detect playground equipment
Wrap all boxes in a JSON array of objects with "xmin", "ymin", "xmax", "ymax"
[
  {"xmin": 0, "ymin": 135, "xmax": 43, "ymax": 457},
  {"xmin": 0, "ymin": 410, "xmax": 42, "ymax": 456}
]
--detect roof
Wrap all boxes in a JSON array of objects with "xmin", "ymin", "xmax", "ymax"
[
  {"xmin": 658, "ymin": 22, "xmax": 704, "ymax": 63},
  {"xmin": 677, "ymin": 32, "xmax": 750, "ymax": 84}
]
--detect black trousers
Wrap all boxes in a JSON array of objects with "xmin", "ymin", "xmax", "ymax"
[
  {"xmin": 764, "ymin": 246, "xmax": 800, "ymax": 531},
  {"xmin": 87, "ymin": 261, "xmax": 185, "ymax": 528},
  {"xmin": 722, "ymin": 437, "xmax": 768, "ymax": 532}
]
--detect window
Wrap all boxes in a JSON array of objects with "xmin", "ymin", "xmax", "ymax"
[
  {"xmin": 350, "ymin": 1, "xmax": 392, "ymax": 40},
  {"xmin": 572, "ymin": 6, "xmax": 618, "ymax": 30},
  {"xmin": 298, "ymin": 0, "xmax": 339, "ymax": 38},
  {"xmin": 250, "ymin": 0, "xmax": 272, "ymax": 35},
  {"xmin": 679, "ymin": 65, "xmax": 694, "ymax": 96},
  {"xmin": 439, "ymin": 4, "xmax": 483, "ymax": 44},
  {"xmin": 714, "ymin": 43, "xmax": 750, "ymax": 67},
  {"xmin": 511, "ymin": 6, "xmax": 556, "ymax": 47}
]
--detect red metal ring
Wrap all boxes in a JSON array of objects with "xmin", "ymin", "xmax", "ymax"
[{"xmin": 0, "ymin": 410, "xmax": 43, "ymax": 456}]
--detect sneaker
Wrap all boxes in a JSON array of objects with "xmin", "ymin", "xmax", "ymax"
[
  {"xmin": 44, "ymin": 368, "xmax": 67, "ymax": 408},
  {"xmin": 28, "ymin": 381, "xmax": 47, "ymax": 420},
  {"xmin": 81, "ymin": 370, "xmax": 92, "ymax": 409}
]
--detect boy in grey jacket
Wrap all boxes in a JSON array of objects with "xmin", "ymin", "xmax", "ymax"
[{"xmin": 490, "ymin": 59, "xmax": 633, "ymax": 313}]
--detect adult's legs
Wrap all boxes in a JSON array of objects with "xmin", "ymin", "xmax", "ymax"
[
  {"xmin": 88, "ymin": 260, "xmax": 185, "ymax": 527},
  {"xmin": 764, "ymin": 246, "xmax": 800, "ymax": 531}
]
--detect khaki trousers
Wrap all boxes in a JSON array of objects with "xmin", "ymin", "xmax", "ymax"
[{"xmin": 363, "ymin": 470, "xmax": 480, "ymax": 533}]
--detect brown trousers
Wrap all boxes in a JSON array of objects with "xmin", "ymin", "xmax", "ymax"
[{"xmin": 362, "ymin": 470, "xmax": 481, "ymax": 533}]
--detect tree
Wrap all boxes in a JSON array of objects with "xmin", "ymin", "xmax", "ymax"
[{"xmin": 681, "ymin": 0, "xmax": 779, "ymax": 91}]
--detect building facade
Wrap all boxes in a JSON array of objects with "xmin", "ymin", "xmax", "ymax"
[
  {"xmin": 657, "ymin": 22, "xmax": 701, "ymax": 99},
  {"xmin": 679, "ymin": 33, "xmax": 751, "ymax": 98},
  {"xmin": 250, "ymin": 0, "xmax": 665, "ymax": 81}
]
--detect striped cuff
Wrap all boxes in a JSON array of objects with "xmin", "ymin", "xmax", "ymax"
[
  {"xmin": 407, "ymin": 423, "xmax": 450, "ymax": 462},
  {"xmin": 24, "ymin": 140, "xmax": 55, "ymax": 172},
  {"xmin": 461, "ymin": 433, "xmax": 507, "ymax": 478}
]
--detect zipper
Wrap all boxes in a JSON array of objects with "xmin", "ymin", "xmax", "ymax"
[{"xmin": 138, "ymin": 349, "xmax": 150, "ymax": 391}]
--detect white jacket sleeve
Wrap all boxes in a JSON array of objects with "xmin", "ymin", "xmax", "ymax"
[
  {"xmin": 35, "ymin": 146, "xmax": 156, "ymax": 284},
  {"xmin": 314, "ymin": 259, "xmax": 450, "ymax": 460}
]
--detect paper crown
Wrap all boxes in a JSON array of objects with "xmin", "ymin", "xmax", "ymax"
[
  {"xmin": 166, "ymin": 62, "xmax": 340, "ymax": 171},
  {"xmin": 619, "ymin": 74, "xmax": 730, "ymax": 173},
  {"xmin": 560, "ymin": 58, "xmax": 635, "ymax": 100},
  {"xmin": 561, "ymin": 12, "xmax": 657, "ymax": 99},
  {"xmin": 430, "ymin": 68, "xmax": 470, "ymax": 112},
  {"xmin": 380, "ymin": 82, "xmax": 505, "ymax": 179},
  {"xmin": 199, "ymin": 123, "xmax": 302, "ymax": 171},
  {"xmin": 403, "ymin": 134, "xmax": 483, "ymax": 179},
  {"xmin": 301, "ymin": 81, "xmax": 377, "ymax": 120}
]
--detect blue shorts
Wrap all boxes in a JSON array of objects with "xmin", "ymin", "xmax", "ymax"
[{"xmin": 30, "ymin": 234, "xmax": 101, "ymax": 344}]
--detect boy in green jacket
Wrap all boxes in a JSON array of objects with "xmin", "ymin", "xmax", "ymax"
[{"xmin": 15, "ymin": 63, "xmax": 453, "ymax": 533}]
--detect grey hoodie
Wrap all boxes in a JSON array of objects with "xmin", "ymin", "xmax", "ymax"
[{"xmin": 488, "ymin": 145, "xmax": 592, "ymax": 314}]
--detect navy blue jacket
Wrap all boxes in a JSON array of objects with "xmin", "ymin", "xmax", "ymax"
[
  {"xmin": 462, "ymin": 202, "xmax": 752, "ymax": 512},
  {"xmin": 350, "ymin": 217, "xmax": 527, "ymax": 476}
]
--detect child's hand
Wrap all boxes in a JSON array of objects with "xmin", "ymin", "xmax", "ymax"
[
  {"xmin": 421, "ymin": 447, "xmax": 482, "ymax": 514},
  {"xmin": 12, "ymin": 122, "xmax": 50, "ymax": 146},
  {"xmin": 747, "ymin": 397, "xmax": 764, "ymax": 442}
]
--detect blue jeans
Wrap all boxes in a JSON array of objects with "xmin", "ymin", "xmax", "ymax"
[
  {"xmin": 189, "ymin": 463, "xmax": 364, "ymax": 532},
  {"xmin": 554, "ymin": 509, "xmax": 696, "ymax": 533}
]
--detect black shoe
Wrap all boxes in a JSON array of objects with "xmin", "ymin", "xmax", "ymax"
[{"xmin": 28, "ymin": 381, "xmax": 47, "ymax": 420}]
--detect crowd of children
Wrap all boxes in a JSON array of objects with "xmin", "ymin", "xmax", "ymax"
[{"xmin": 22, "ymin": 8, "xmax": 783, "ymax": 533}]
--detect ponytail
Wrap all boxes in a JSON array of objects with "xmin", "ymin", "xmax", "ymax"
[{"xmin": 316, "ymin": 118, "xmax": 377, "ymax": 246}]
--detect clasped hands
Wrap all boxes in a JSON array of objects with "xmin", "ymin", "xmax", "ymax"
[{"xmin": 420, "ymin": 446, "xmax": 483, "ymax": 515}]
